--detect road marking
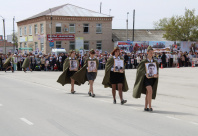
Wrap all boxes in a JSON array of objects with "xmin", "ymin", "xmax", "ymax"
[
  {"xmin": 0, "ymin": 104, "xmax": 3, "ymax": 106},
  {"xmin": 166, "ymin": 116, "xmax": 180, "ymax": 120},
  {"xmin": 20, "ymin": 118, "xmax": 34, "ymax": 125},
  {"xmin": 190, "ymin": 122, "xmax": 198, "ymax": 125}
]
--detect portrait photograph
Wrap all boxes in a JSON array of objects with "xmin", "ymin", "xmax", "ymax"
[
  {"xmin": 88, "ymin": 61, "xmax": 97, "ymax": 72},
  {"xmin": 70, "ymin": 60, "xmax": 78, "ymax": 71},
  {"xmin": 145, "ymin": 62, "xmax": 158, "ymax": 78},
  {"xmin": 114, "ymin": 59, "xmax": 124, "ymax": 72}
]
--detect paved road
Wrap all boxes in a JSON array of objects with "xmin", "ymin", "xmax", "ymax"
[{"xmin": 0, "ymin": 67, "xmax": 198, "ymax": 136}]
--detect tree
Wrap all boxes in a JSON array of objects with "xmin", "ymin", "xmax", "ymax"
[
  {"xmin": 11, "ymin": 32, "xmax": 18, "ymax": 47},
  {"xmin": 154, "ymin": 9, "xmax": 198, "ymax": 41}
]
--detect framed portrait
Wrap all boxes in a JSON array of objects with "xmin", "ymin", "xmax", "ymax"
[
  {"xmin": 70, "ymin": 60, "xmax": 78, "ymax": 71},
  {"xmin": 88, "ymin": 60, "xmax": 97, "ymax": 72},
  {"xmin": 131, "ymin": 59, "xmax": 134, "ymax": 64},
  {"xmin": 114, "ymin": 59, "xmax": 124, "ymax": 73},
  {"xmin": 145, "ymin": 62, "xmax": 158, "ymax": 78}
]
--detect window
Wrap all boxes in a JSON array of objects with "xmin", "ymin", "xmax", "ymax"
[
  {"xmin": 84, "ymin": 41, "xmax": 89, "ymax": 50},
  {"xmin": 24, "ymin": 27, "xmax": 27, "ymax": 35},
  {"xmin": 41, "ymin": 43, "xmax": 44, "ymax": 51},
  {"xmin": 29, "ymin": 26, "xmax": 32, "ymax": 35},
  {"xmin": 34, "ymin": 24, "xmax": 38, "ymax": 34},
  {"xmin": 96, "ymin": 24, "xmax": 102, "ymax": 33},
  {"xmin": 69, "ymin": 24, "xmax": 75, "ymax": 33},
  {"xmin": 83, "ymin": 24, "xmax": 89, "ymax": 33},
  {"xmin": 96, "ymin": 41, "xmax": 102, "ymax": 50},
  {"xmin": 20, "ymin": 28, "xmax": 22, "ymax": 36},
  {"xmin": 24, "ymin": 42, "xmax": 27, "ymax": 48},
  {"xmin": 35, "ymin": 42, "xmax": 38, "ymax": 50},
  {"xmin": 40, "ymin": 24, "xmax": 44, "ymax": 34},
  {"xmin": 56, "ymin": 41, "xmax": 61, "ymax": 48},
  {"xmin": 20, "ymin": 43, "xmax": 22, "ymax": 48},
  {"xmin": 69, "ymin": 41, "xmax": 75, "ymax": 50},
  {"xmin": 56, "ymin": 23, "xmax": 61, "ymax": 33}
]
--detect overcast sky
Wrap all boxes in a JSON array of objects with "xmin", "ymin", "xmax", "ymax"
[{"xmin": 0, "ymin": 0, "xmax": 197, "ymax": 37}]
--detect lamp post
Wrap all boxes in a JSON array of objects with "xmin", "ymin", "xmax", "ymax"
[
  {"xmin": 132, "ymin": 9, "xmax": 135, "ymax": 41},
  {"xmin": 13, "ymin": 16, "xmax": 15, "ymax": 54},
  {"xmin": 126, "ymin": 12, "xmax": 129, "ymax": 41},
  {"xmin": 0, "ymin": 15, "xmax": 6, "ymax": 54},
  {"xmin": 49, "ymin": 8, "xmax": 52, "ymax": 52}
]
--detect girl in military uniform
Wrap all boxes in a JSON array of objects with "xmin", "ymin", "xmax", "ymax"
[
  {"xmin": 72, "ymin": 49, "xmax": 99, "ymax": 97},
  {"xmin": 57, "ymin": 50, "xmax": 80, "ymax": 94},
  {"xmin": 22, "ymin": 53, "xmax": 32, "ymax": 72},
  {"xmin": 102, "ymin": 47, "xmax": 128, "ymax": 105},
  {"xmin": 3, "ymin": 54, "xmax": 14, "ymax": 73},
  {"xmin": 133, "ymin": 46, "xmax": 159, "ymax": 111}
]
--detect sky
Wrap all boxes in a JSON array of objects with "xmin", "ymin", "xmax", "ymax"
[{"xmin": 0, "ymin": 0, "xmax": 197, "ymax": 37}]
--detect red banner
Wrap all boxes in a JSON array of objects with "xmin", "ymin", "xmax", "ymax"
[{"xmin": 47, "ymin": 34, "xmax": 75, "ymax": 41}]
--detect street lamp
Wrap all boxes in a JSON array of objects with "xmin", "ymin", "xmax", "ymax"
[
  {"xmin": 109, "ymin": 9, "xmax": 111, "ymax": 16},
  {"xmin": 126, "ymin": 12, "xmax": 129, "ymax": 41},
  {"xmin": 0, "ymin": 15, "xmax": 6, "ymax": 54}
]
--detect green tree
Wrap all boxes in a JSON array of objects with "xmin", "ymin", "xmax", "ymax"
[
  {"xmin": 154, "ymin": 9, "xmax": 198, "ymax": 41},
  {"xmin": 11, "ymin": 32, "xmax": 18, "ymax": 47}
]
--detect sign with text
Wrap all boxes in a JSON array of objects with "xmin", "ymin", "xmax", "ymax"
[{"xmin": 47, "ymin": 34, "xmax": 75, "ymax": 41}]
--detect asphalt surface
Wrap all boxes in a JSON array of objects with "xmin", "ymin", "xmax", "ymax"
[{"xmin": 0, "ymin": 67, "xmax": 198, "ymax": 136}]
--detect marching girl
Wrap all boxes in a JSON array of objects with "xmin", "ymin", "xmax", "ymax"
[
  {"xmin": 57, "ymin": 50, "xmax": 80, "ymax": 94},
  {"xmin": 3, "ymin": 54, "xmax": 14, "ymax": 72},
  {"xmin": 72, "ymin": 49, "xmax": 99, "ymax": 97},
  {"xmin": 133, "ymin": 46, "xmax": 159, "ymax": 111},
  {"xmin": 22, "ymin": 53, "xmax": 33, "ymax": 72},
  {"xmin": 102, "ymin": 47, "xmax": 128, "ymax": 105}
]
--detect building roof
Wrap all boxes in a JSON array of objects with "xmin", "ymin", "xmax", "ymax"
[
  {"xmin": 0, "ymin": 41, "xmax": 14, "ymax": 47},
  {"xmin": 19, "ymin": 4, "xmax": 111, "ymax": 22},
  {"xmin": 112, "ymin": 29, "xmax": 167, "ymax": 42}
]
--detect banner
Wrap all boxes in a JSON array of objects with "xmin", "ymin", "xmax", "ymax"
[
  {"xmin": 47, "ymin": 34, "xmax": 75, "ymax": 41},
  {"xmin": 75, "ymin": 37, "xmax": 84, "ymax": 51}
]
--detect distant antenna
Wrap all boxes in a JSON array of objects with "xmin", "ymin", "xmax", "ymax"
[{"xmin": 100, "ymin": 2, "xmax": 102, "ymax": 13}]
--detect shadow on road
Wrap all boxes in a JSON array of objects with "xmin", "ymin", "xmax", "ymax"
[{"xmin": 152, "ymin": 110, "xmax": 194, "ymax": 115}]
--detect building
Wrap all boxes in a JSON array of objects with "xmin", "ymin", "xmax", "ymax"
[
  {"xmin": 17, "ymin": 4, "xmax": 113, "ymax": 54},
  {"xmin": 0, "ymin": 40, "xmax": 14, "ymax": 54}
]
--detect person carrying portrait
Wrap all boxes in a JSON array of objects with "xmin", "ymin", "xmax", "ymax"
[
  {"xmin": 72, "ymin": 49, "xmax": 99, "ymax": 97},
  {"xmin": 57, "ymin": 50, "xmax": 80, "ymax": 94},
  {"xmin": 22, "ymin": 53, "xmax": 33, "ymax": 72},
  {"xmin": 102, "ymin": 47, "xmax": 128, "ymax": 105},
  {"xmin": 133, "ymin": 46, "xmax": 159, "ymax": 112},
  {"xmin": 3, "ymin": 53, "xmax": 14, "ymax": 73}
]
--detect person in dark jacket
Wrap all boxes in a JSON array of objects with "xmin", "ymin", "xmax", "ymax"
[
  {"xmin": 124, "ymin": 53, "xmax": 129, "ymax": 69},
  {"xmin": 161, "ymin": 52, "xmax": 166, "ymax": 67}
]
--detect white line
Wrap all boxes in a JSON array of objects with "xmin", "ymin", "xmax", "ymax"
[
  {"xmin": 166, "ymin": 116, "xmax": 180, "ymax": 120},
  {"xmin": 0, "ymin": 104, "xmax": 3, "ymax": 106},
  {"xmin": 190, "ymin": 122, "xmax": 198, "ymax": 125},
  {"xmin": 20, "ymin": 118, "xmax": 34, "ymax": 125}
]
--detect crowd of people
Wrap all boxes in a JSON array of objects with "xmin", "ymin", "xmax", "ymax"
[{"xmin": 0, "ymin": 50, "xmax": 197, "ymax": 71}]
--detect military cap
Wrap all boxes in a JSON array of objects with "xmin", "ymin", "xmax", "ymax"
[
  {"xmin": 89, "ymin": 49, "xmax": 95, "ymax": 54},
  {"xmin": 147, "ymin": 46, "xmax": 153, "ymax": 52}
]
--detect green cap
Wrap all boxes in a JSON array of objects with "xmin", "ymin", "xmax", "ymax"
[
  {"xmin": 147, "ymin": 46, "xmax": 153, "ymax": 52},
  {"xmin": 89, "ymin": 49, "xmax": 95, "ymax": 54}
]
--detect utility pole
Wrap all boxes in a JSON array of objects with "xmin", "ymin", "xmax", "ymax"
[
  {"xmin": 13, "ymin": 16, "xmax": 15, "ymax": 54},
  {"xmin": 49, "ymin": 8, "xmax": 53, "ymax": 52},
  {"xmin": 1, "ymin": 16, "xmax": 6, "ymax": 54},
  {"xmin": 132, "ymin": 9, "xmax": 135, "ymax": 41},
  {"xmin": 126, "ymin": 12, "xmax": 129, "ymax": 41}
]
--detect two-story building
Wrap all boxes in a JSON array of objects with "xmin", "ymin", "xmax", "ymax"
[{"xmin": 17, "ymin": 4, "xmax": 113, "ymax": 54}]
